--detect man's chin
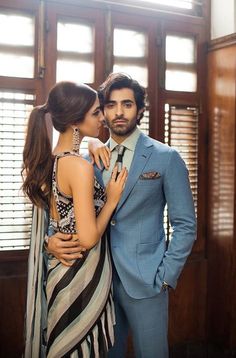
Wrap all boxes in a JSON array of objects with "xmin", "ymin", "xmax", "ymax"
[{"xmin": 112, "ymin": 128, "xmax": 129, "ymax": 136}]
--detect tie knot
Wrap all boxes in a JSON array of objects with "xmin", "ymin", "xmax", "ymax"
[{"xmin": 116, "ymin": 145, "xmax": 125, "ymax": 155}]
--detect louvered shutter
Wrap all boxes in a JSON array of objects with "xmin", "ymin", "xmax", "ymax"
[
  {"xmin": 164, "ymin": 104, "xmax": 198, "ymax": 239},
  {"xmin": 0, "ymin": 91, "xmax": 34, "ymax": 250}
]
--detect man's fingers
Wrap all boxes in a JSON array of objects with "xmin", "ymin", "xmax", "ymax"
[
  {"xmin": 61, "ymin": 253, "xmax": 85, "ymax": 260},
  {"xmin": 59, "ymin": 241, "xmax": 86, "ymax": 249},
  {"xmin": 53, "ymin": 232, "xmax": 72, "ymax": 240},
  {"xmin": 60, "ymin": 258, "xmax": 73, "ymax": 267},
  {"xmin": 60, "ymin": 246, "xmax": 86, "ymax": 254}
]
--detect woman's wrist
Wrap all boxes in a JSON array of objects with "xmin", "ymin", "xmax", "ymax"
[{"xmin": 105, "ymin": 199, "xmax": 117, "ymax": 211}]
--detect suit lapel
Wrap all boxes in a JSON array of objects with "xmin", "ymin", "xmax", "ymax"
[
  {"xmin": 94, "ymin": 164, "xmax": 104, "ymax": 187},
  {"xmin": 115, "ymin": 133, "xmax": 153, "ymax": 213},
  {"xmin": 93, "ymin": 139, "xmax": 110, "ymax": 188}
]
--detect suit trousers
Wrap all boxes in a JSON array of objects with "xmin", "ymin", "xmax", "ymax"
[{"xmin": 108, "ymin": 269, "xmax": 169, "ymax": 358}]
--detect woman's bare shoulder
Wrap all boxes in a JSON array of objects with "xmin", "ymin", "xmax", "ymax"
[{"xmin": 59, "ymin": 154, "xmax": 94, "ymax": 176}]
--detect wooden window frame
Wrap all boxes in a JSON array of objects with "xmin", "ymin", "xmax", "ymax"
[{"xmin": 0, "ymin": 0, "xmax": 209, "ymax": 261}]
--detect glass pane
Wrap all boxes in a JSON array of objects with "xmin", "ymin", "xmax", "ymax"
[
  {"xmin": 0, "ymin": 53, "xmax": 34, "ymax": 78},
  {"xmin": 166, "ymin": 69, "xmax": 197, "ymax": 92},
  {"xmin": 56, "ymin": 60, "xmax": 94, "ymax": 83},
  {"xmin": 114, "ymin": 29, "xmax": 147, "ymax": 57},
  {"xmin": 57, "ymin": 20, "xmax": 95, "ymax": 83},
  {"xmin": 0, "ymin": 12, "xmax": 35, "ymax": 78},
  {"xmin": 113, "ymin": 64, "xmax": 148, "ymax": 87},
  {"xmin": 166, "ymin": 35, "xmax": 195, "ymax": 64},
  {"xmin": 57, "ymin": 22, "xmax": 94, "ymax": 53},
  {"xmin": 0, "ymin": 13, "xmax": 34, "ymax": 46},
  {"xmin": 134, "ymin": 0, "xmax": 192, "ymax": 9}
]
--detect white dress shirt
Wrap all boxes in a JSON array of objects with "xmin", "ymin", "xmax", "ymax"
[{"xmin": 102, "ymin": 127, "xmax": 141, "ymax": 186}]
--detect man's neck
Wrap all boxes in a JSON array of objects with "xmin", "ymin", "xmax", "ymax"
[{"xmin": 110, "ymin": 127, "xmax": 137, "ymax": 144}]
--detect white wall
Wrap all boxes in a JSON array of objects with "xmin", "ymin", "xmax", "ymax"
[{"xmin": 211, "ymin": 0, "xmax": 236, "ymax": 39}]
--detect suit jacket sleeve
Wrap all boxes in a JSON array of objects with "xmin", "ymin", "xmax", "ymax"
[{"xmin": 157, "ymin": 149, "xmax": 197, "ymax": 289}]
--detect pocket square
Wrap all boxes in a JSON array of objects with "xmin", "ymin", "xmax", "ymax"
[{"xmin": 139, "ymin": 171, "xmax": 161, "ymax": 180}]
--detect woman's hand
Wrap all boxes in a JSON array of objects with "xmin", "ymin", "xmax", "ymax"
[
  {"xmin": 106, "ymin": 166, "xmax": 128, "ymax": 208},
  {"xmin": 88, "ymin": 138, "xmax": 111, "ymax": 170}
]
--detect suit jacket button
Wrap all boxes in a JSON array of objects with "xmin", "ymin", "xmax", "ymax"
[{"xmin": 111, "ymin": 219, "xmax": 116, "ymax": 226}]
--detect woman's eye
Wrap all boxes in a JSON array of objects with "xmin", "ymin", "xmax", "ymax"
[{"xmin": 93, "ymin": 110, "xmax": 100, "ymax": 116}]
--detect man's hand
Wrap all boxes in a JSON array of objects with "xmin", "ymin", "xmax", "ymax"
[
  {"xmin": 88, "ymin": 138, "xmax": 111, "ymax": 170},
  {"xmin": 47, "ymin": 232, "xmax": 87, "ymax": 267}
]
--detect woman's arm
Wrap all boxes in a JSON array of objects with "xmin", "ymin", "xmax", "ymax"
[{"xmin": 65, "ymin": 156, "xmax": 127, "ymax": 249}]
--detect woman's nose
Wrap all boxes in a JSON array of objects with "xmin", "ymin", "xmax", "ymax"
[{"xmin": 98, "ymin": 112, "xmax": 104, "ymax": 122}]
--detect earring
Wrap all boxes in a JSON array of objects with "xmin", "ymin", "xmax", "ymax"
[{"xmin": 72, "ymin": 127, "xmax": 80, "ymax": 153}]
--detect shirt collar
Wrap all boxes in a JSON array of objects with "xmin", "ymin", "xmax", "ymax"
[{"xmin": 110, "ymin": 127, "xmax": 141, "ymax": 152}]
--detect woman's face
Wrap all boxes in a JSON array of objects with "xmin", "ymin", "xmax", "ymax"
[{"xmin": 79, "ymin": 96, "xmax": 103, "ymax": 138}]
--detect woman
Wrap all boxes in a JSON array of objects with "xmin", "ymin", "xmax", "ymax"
[{"xmin": 22, "ymin": 81, "xmax": 127, "ymax": 357}]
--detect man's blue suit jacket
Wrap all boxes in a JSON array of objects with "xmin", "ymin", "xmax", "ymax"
[{"xmin": 92, "ymin": 131, "xmax": 196, "ymax": 299}]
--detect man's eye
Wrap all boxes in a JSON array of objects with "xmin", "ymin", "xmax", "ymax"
[
  {"xmin": 106, "ymin": 103, "xmax": 114, "ymax": 109},
  {"xmin": 124, "ymin": 103, "xmax": 132, "ymax": 108}
]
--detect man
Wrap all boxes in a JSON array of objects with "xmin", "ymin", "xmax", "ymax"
[{"xmin": 47, "ymin": 73, "xmax": 196, "ymax": 357}]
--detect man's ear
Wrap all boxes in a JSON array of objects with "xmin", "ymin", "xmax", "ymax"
[{"xmin": 137, "ymin": 108, "xmax": 145, "ymax": 120}]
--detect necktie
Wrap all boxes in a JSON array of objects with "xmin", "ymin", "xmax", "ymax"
[{"xmin": 115, "ymin": 145, "xmax": 126, "ymax": 176}]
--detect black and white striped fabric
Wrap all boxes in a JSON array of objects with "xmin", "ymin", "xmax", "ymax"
[{"xmin": 46, "ymin": 152, "xmax": 115, "ymax": 357}]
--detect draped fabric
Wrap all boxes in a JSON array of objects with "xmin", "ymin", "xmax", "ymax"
[
  {"xmin": 24, "ymin": 151, "xmax": 115, "ymax": 358},
  {"xmin": 47, "ymin": 152, "xmax": 115, "ymax": 357},
  {"xmin": 46, "ymin": 238, "xmax": 115, "ymax": 358},
  {"xmin": 24, "ymin": 206, "xmax": 48, "ymax": 358}
]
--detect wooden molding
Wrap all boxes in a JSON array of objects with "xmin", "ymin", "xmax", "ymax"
[{"xmin": 208, "ymin": 33, "xmax": 236, "ymax": 51}]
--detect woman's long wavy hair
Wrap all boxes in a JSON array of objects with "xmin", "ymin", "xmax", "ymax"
[{"xmin": 22, "ymin": 81, "xmax": 97, "ymax": 208}]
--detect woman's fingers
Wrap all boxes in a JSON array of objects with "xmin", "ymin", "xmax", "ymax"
[
  {"xmin": 94, "ymin": 153, "xmax": 102, "ymax": 169},
  {"xmin": 111, "ymin": 165, "xmax": 118, "ymax": 180},
  {"xmin": 97, "ymin": 147, "xmax": 111, "ymax": 169},
  {"xmin": 116, "ymin": 167, "xmax": 128, "ymax": 183},
  {"xmin": 91, "ymin": 146, "xmax": 111, "ymax": 170},
  {"xmin": 106, "ymin": 146, "xmax": 111, "ymax": 158}
]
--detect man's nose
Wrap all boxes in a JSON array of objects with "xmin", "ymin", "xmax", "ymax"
[{"xmin": 115, "ymin": 104, "xmax": 123, "ymax": 117}]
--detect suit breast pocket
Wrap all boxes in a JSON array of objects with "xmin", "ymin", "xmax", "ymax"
[{"xmin": 136, "ymin": 177, "xmax": 162, "ymax": 189}]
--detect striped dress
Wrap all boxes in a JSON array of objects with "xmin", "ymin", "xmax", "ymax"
[{"xmin": 46, "ymin": 152, "xmax": 115, "ymax": 358}]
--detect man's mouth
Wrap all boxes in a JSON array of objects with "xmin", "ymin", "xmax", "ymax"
[{"xmin": 113, "ymin": 119, "xmax": 127, "ymax": 125}]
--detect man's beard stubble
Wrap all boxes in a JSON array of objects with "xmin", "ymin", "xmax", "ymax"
[{"xmin": 104, "ymin": 116, "xmax": 137, "ymax": 137}]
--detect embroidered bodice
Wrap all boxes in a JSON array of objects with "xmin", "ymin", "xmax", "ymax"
[{"xmin": 50, "ymin": 151, "xmax": 106, "ymax": 234}]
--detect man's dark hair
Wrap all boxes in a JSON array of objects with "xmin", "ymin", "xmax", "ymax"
[{"xmin": 98, "ymin": 72, "xmax": 147, "ymax": 124}]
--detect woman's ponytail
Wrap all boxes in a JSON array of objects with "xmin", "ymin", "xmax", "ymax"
[{"xmin": 22, "ymin": 105, "xmax": 53, "ymax": 208}]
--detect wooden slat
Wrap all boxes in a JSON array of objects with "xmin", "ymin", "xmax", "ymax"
[
  {"xmin": 164, "ymin": 104, "xmax": 198, "ymax": 236},
  {"xmin": 0, "ymin": 90, "xmax": 34, "ymax": 250}
]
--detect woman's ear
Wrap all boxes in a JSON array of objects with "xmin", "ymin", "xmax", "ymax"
[{"xmin": 71, "ymin": 123, "xmax": 78, "ymax": 129}]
